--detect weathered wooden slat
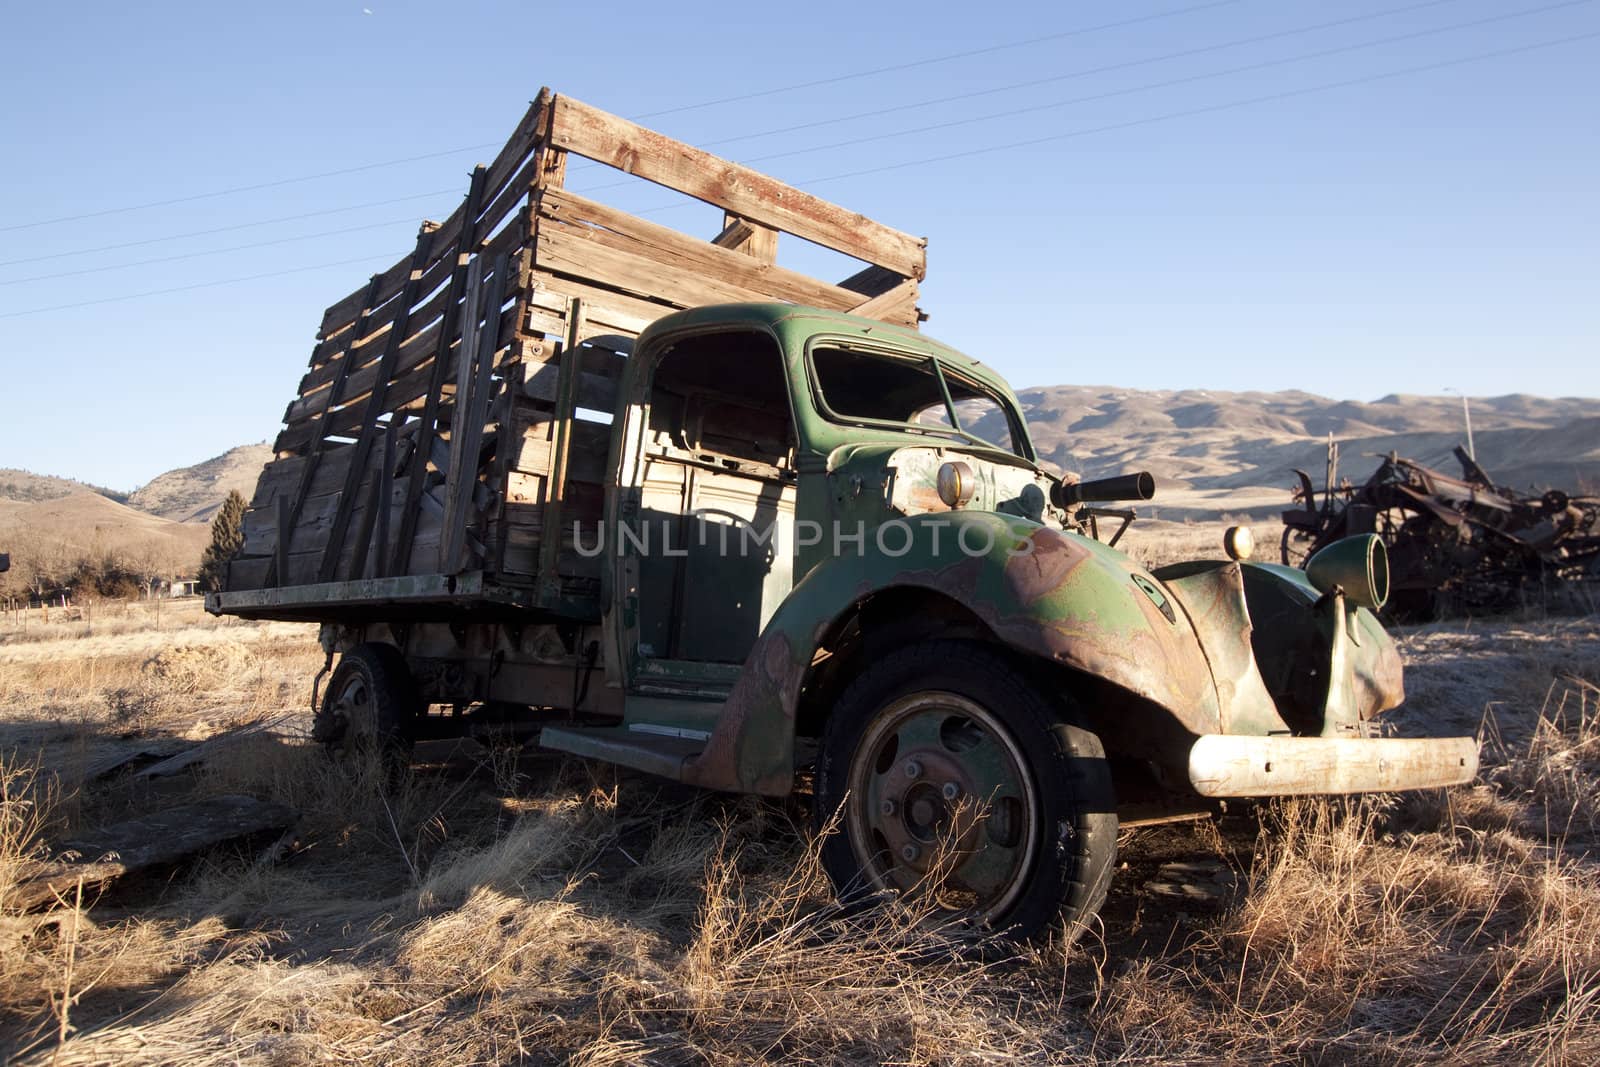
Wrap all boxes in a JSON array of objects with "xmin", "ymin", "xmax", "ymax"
[
  {"xmin": 538, "ymin": 223, "xmax": 763, "ymax": 310},
  {"xmin": 247, "ymin": 445, "xmax": 357, "ymax": 510},
  {"xmin": 346, "ymin": 425, "xmax": 392, "ymax": 580},
  {"xmin": 318, "ymin": 227, "xmax": 444, "ymax": 583},
  {"xmin": 304, "ymin": 251, "xmax": 457, "ymax": 383},
  {"xmin": 280, "ymin": 304, "xmax": 518, "ymax": 449},
  {"xmin": 509, "ymin": 422, "xmax": 607, "ymax": 484},
  {"xmin": 536, "ymin": 299, "xmax": 588, "ymax": 589},
  {"xmin": 289, "ymin": 273, "xmax": 516, "ymax": 426},
  {"xmin": 839, "ymin": 263, "xmax": 909, "ymax": 299},
  {"xmin": 546, "ymin": 94, "xmax": 926, "ymax": 279},
  {"xmin": 295, "ymin": 217, "xmax": 527, "ymax": 414},
  {"xmin": 524, "ymin": 358, "xmax": 618, "ymax": 414},
  {"xmin": 480, "ymin": 93, "xmax": 546, "ymax": 210},
  {"xmin": 525, "ymin": 272, "xmax": 664, "ymax": 338},
  {"xmin": 391, "ymin": 166, "xmax": 490, "ymax": 576},
  {"xmin": 847, "ymin": 278, "xmax": 921, "ymax": 325},
  {"xmin": 537, "ymin": 190, "xmax": 869, "ymax": 312},
  {"xmin": 439, "ymin": 254, "xmax": 505, "ymax": 573},
  {"xmin": 713, "ymin": 211, "xmax": 777, "ymax": 263},
  {"xmin": 319, "ymin": 252, "xmax": 417, "ymax": 344}
]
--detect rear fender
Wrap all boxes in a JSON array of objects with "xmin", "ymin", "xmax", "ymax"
[{"xmin": 681, "ymin": 513, "xmax": 1221, "ymax": 795}]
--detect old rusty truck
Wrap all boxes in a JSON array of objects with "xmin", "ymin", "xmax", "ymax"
[{"xmin": 211, "ymin": 89, "xmax": 1480, "ymax": 941}]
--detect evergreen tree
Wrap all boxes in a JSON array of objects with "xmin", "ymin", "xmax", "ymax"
[{"xmin": 198, "ymin": 490, "xmax": 248, "ymax": 592}]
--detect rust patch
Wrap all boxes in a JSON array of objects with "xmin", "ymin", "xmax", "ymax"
[
  {"xmin": 1355, "ymin": 621, "xmax": 1406, "ymax": 716},
  {"xmin": 683, "ymin": 628, "xmax": 803, "ymax": 795},
  {"xmin": 1003, "ymin": 527, "xmax": 1090, "ymax": 606}
]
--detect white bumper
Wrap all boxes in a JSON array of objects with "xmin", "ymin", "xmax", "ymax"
[{"xmin": 1187, "ymin": 734, "xmax": 1480, "ymax": 798}]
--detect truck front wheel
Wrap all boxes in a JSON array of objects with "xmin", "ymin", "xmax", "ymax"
[{"xmin": 814, "ymin": 641, "xmax": 1117, "ymax": 944}]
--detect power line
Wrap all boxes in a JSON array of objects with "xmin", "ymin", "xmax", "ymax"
[
  {"xmin": 17, "ymin": 0, "xmax": 1403, "ymax": 291},
  {"xmin": 3, "ymin": 26, "xmax": 1593, "ymax": 319},
  {"xmin": 0, "ymin": 1, "xmax": 1239, "ymax": 234},
  {"xmin": 715, "ymin": 0, "xmax": 1594, "ymax": 173},
  {"xmin": 788, "ymin": 27, "xmax": 1600, "ymax": 190},
  {"xmin": 559, "ymin": 0, "xmax": 1591, "ymax": 202},
  {"xmin": 630, "ymin": 0, "xmax": 1244, "ymax": 119},
  {"xmin": 1, "ymin": 216, "xmax": 426, "ymax": 286},
  {"xmin": 0, "ymin": 148, "xmax": 493, "ymax": 235},
  {"xmin": 0, "ymin": 252, "xmax": 409, "ymax": 320},
  {"xmin": 683, "ymin": 0, "xmax": 1476, "ymax": 153},
  {"xmin": 0, "ymin": 189, "xmax": 455, "ymax": 269},
  {"xmin": 0, "ymin": 0, "xmax": 1491, "ymax": 267}
]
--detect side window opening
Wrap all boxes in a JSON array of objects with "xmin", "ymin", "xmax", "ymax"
[
  {"xmin": 649, "ymin": 332, "xmax": 794, "ymax": 473},
  {"xmin": 635, "ymin": 330, "xmax": 797, "ymax": 666}
]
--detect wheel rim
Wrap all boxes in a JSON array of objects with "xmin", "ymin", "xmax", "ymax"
[
  {"xmin": 331, "ymin": 672, "xmax": 374, "ymax": 743},
  {"xmin": 1281, "ymin": 526, "xmax": 1317, "ymax": 568},
  {"xmin": 843, "ymin": 691, "xmax": 1040, "ymax": 922}
]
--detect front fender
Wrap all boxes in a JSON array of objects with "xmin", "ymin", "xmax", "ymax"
[{"xmin": 682, "ymin": 512, "xmax": 1220, "ymax": 795}]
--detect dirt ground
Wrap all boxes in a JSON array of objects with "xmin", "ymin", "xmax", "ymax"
[{"xmin": 1, "ymin": 595, "xmax": 1597, "ymax": 1065}]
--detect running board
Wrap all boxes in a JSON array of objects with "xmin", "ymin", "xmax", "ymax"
[{"xmin": 538, "ymin": 724, "xmax": 705, "ymax": 783}]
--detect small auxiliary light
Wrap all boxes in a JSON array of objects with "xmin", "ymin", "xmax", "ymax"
[
  {"xmin": 1223, "ymin": 526, "xmax": 1254, "ymax": 561},
  {"xmin": 937, "ymin": 461, "xmax": 976, "ymax": 509}
]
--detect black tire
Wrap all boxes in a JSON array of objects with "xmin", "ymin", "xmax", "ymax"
[
  {"xmin": 814, "ymin": 640, "xmax": 1117, "ymax": 944},
  {"xmin": 315, "ymin": 643, "xmax": 421, "ymax": 763}
]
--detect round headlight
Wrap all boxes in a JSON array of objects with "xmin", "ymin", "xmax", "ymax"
[
  {"xmin": 1223, "ymin": 526, "xmax": 1254, "ymax": 561},
  {"xmin": 937, "ymin": 461, "xmax": 975, "ymax": 509}
]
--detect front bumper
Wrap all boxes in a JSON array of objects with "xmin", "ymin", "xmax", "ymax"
[{"xmin": 1187, "ymin": 734, "xmax": 1479, "ymax": 797}]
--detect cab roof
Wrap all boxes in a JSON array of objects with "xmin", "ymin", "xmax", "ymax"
[{"xmin": 636, "ymin": 302, "xmax": 1007, "ymax": 390}]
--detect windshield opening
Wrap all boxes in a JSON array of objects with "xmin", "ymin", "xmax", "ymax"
[{"xmin": 809, "ymin": 343, "xmax": 1023, "ymax": 457}]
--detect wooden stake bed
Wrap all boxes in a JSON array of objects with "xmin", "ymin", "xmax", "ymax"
[{"xmin": 216, "ymin": 88, "xmax": 925, "ymax": 622}]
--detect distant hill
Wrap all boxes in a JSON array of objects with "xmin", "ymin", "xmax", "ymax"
[
  {"xmin": 7, "ymin": 390, "xmax": 1597, "ymax": 547},
  {"xmin": 125, "ymin": 443, "xmax": 272, "ymax": 523},
  {"xmin": 0, "ymin": 469, "xmax": 127, "ymax": 505},
  {"xmin": 0, "ymin": 491, "xmax": 211, "ymax": 584},
  {"xmin": 1002, "ymin": 389, "xmax": 1600, "ymax": 520}
]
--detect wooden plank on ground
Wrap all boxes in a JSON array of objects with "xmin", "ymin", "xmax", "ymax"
[
  {"xmin": 546, "ymin": 94, "xmax": 926, "ymax": 279},
  {"xmin": 137, "ymin": 715, "xmax": 294, "ymax": 779},
  {"xmin": 10, "ymin": 794, "xmax": 296, "ymax": 911}
]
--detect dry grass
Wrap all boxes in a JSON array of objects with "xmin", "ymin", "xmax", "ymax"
[
  {"xmin": 1, "ymin": 610, "xmax": 1597, "ymax": 1063},
  {"xmin": 1119, "ymin": 518, "xmax": 1283, "ymax": 572}
]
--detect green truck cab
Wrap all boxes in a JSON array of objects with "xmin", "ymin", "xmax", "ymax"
[
  {"xmin": 211, "ymin": 92, "xmax": 1477, "ymax": 941},
  {"xmin": 541, "ymin": 303, "xmax": 1476, "ymax": 937}
]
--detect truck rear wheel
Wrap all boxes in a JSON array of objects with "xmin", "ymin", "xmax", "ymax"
[
  {"xmin": 315, "ymin": 643, "xmax": 420, "ymax": 764},
  {"xmin": 814, "ymin": 640, "xmax": 1117, "ymax": 944}
]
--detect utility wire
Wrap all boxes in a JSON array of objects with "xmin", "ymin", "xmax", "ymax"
[
  {"xmin": 0, "ymin": 0, "xmax": 1239, "ymax": 233},
  {"xmin": 707, "ymin": 0, "xmax": 1595, "ymax": 173},
  {"xmin": 0, "ymin": 216, "xmax": 426, "ymax": 286},
  {"xmin": 3, "ymin": 25, "xmax": 1594, "ymax": 318},
  {"xmin": 8, "ymin": 0, "xmax": 1571, "ymax": 282},
  {"xmin": 681, "ymin": 0, "xmax": 1477, "ymax": 153},
  {"xmin": 0, "ymin": 189, "xmax": 455, "ymax": 269},
  {"xmin": 0, "ymin": 148, "xmax": 491, "ymax": 235},
  {"xmin": 0, "ymin": 0, "xmax": 1508, "ymax": 265},
  {"xmin": 0, "ymin": 252, "xmax": 409, "ymax": 320},
  {"xmin": 788, "ymin": 27, "xmax": 1600, "ymax": 190},
  {"xmin": 630, "ymin": 0, "xmax": 1244, "ymax": 119}
]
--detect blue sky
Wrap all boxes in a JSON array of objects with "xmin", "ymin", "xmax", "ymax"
[{"xmin": 1, "ymin": 0, "xmax": 1595, "ymax": 490}]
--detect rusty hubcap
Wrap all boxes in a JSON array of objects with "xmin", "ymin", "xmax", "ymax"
[{"xmin": 844, "ymin": 692, "xmax": 1039, "ymax": 920}]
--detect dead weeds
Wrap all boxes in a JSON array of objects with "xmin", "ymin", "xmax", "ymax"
[{"xmin": 0, "ymin": 614, "xmax": 1596, "ymax": 1064}]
